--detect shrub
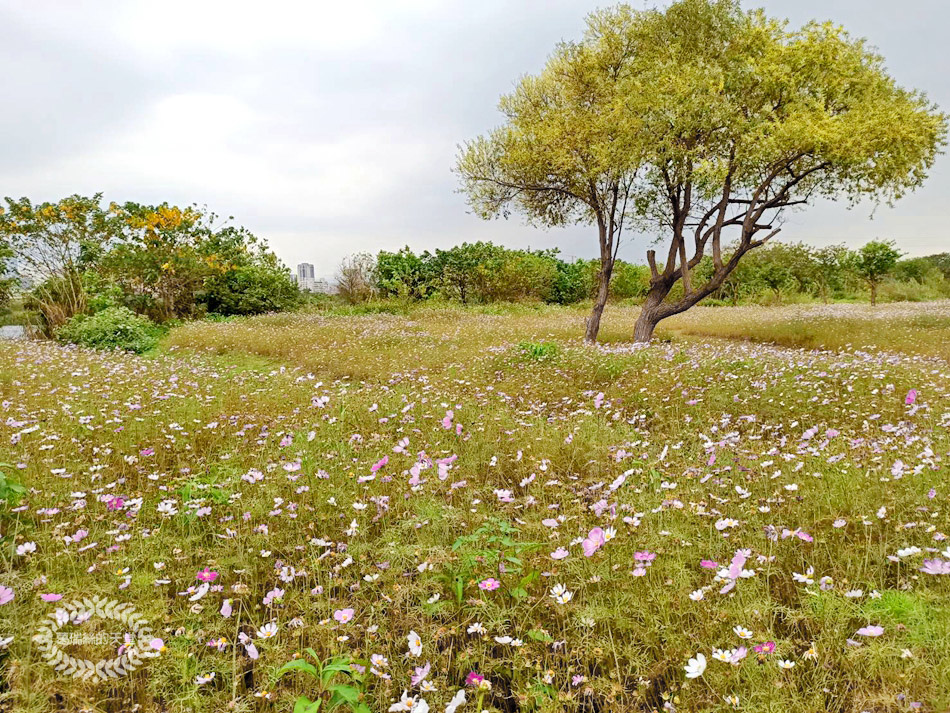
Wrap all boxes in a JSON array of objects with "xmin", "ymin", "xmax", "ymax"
[
  {"xmin": 199, "ymin": 264, "xmax": 302, "ymax": 316},
  {"xmin": 56, "ymin": 306, "xmax": 162, "ymax": 353}
]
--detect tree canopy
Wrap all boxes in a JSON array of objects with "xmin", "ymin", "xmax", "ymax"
[{"xmin": 457, "ymin": 0, "xmax": 947, "ymax": 341}]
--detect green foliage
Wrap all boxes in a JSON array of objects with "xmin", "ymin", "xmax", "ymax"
[
  {"xmin": 855, "ymin": 240, "xmax": 903, "ymax": 304},
  {"xmin": 375, "ymin": 246, "xmax": 438, "ymax": 300},
  {"xmin": 0, "ymin": 464, "xmax": 26, "ymax": 507},
  {"xmin": 0, "ymin": 194, "xmax": 120, "ymax": 331},
  {"xmin": 372, "ymin": 243, "xmax": 653, "ymax": 306},
  {"xmin": 56, "ymin": 306, "xmax": 162, "ymax": 353},
  {"xmin": 0, "ymin": 194, "xmax": 300, "ymax": 330},
  {"xmin": 517, "ymin": 341, "xmax": 559, "ymax": 360},
  {"xmin": 275, "ymin": 650, "xmax": 372, "ymax": 713},
  {"xmin": 199, "ymin": 262, "xmax": 301, "ymax": 316}
]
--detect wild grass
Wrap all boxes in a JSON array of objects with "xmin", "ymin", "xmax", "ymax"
[
  {"xmin": 1, "ymin": 302, "xmax": 948, "ymax": 713},
  {"xmin": 664, "ymin": 300, "xmax": 950, "ymax": 361}
]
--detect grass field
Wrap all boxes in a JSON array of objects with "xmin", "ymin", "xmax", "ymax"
[{"xmin": 2, "ymin": 302, "xmax": 948, "ymax": 713}]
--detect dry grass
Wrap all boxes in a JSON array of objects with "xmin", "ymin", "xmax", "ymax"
[{"xmin": 663, "ymin": 300, "xmax": 950, "ymax": 361}]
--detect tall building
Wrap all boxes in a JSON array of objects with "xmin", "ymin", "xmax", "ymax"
[{"xmin": 297, "ymin": 263, "xmax": 316, "ymax": 291}]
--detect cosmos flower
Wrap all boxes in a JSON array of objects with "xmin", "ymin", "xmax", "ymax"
[
  {"xmin": 582, "ymin": 527, "xmax": 606, "ymax": 557},
  {"xmin": 684, "ymin": 652, "xmax": 706, "ymax": 679},
  {"xmin": 388, "ymin": 690, "xmax": 428, "ymax": 712},
  {"xmin": 920, "ymin": 558, "xmax": 950, "ymax": 575},
  {"xmin": 334, "ymin": 608, "xmax": 355, "ymax": 624},
  {"xmin": 549, "ymin": 583, "xmax": 574, "ymax": 604},
  {"xmin": 257, "ymin": 622, "xmax": 279, "ymax": 639},
  {"xmin": 407, "ymin": 630, "xmax": 423, "ymax": 657}
]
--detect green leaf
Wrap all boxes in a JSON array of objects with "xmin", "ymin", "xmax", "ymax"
[
  {"xmin": 276, "ymin": 659, "xmax": 319, "ymax": 680},
  {"xmin": 293, "ymin": 695, "xmax": 322, "ymax": 713},
  {"xmin": 527, "ymin": 628, "xmax": 553, "ymax": 643}
]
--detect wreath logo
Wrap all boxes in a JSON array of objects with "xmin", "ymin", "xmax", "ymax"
[{"xmin": 32, "ymin": 595, "xmax": 162, "ymax": 681}]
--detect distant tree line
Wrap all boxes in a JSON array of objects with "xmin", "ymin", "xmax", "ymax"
[
  {"xmin": 335, "ymin": 239, "xmax": 949, "ymax": 307},
  {"xmin": 337, "ymin": 242, "xmax": 652, "ymax": 305},
  {"xmin": 0, "ymin": 194, "xmax": 300, "ymax": 342}
]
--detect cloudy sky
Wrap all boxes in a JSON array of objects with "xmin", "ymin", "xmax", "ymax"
[{"xmin": 2, "ymin": 0, "xmax": 947, "ymax": 278}]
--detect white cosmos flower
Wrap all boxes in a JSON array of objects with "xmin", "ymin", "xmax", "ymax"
[
  {"xmin": 407, "ymin": 630, "xmax": 423, "ymax": 657},
  {"xmin": 549, "ymin": 583, "xmax": 574, "ymax": 604},
  {"xmin": 388, "ymin": 691, "xmax": 428, "ymax": 712},
  {"xmin": 445, "ymin": 689, "xmax": 466, "ymax": 713},
  {"xmin": 684, "ymin": 652, "xmax": 707, "ymax": 679},
  {"xmin": 257, "ymin": 622, "xmax": 279, "ymax": 638}
]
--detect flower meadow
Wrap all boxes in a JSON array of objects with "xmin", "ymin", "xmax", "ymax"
[{"xmin": 1, "ymin": 303, "xmax": 949, "ymax": 712}]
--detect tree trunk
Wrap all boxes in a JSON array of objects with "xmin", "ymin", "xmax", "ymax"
[
  {"xmin": 585, "ymin": 272, "xmax": 611, "ymax": 342},
  {"xmin": 870, "ymin": 282, "xmax": 877, "ymax": 306},
  {"xmin": 633, "ymin": 282, "xmax": 671, "ymax": 343}
]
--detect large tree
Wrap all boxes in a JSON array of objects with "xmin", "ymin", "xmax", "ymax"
[
  {"xmin": 456, "ymin": 13, "xmax": 642, "ymax": 341},
  {"xmin": 457, "ymin": 0, "xmax": 947, "ymax": 342}
]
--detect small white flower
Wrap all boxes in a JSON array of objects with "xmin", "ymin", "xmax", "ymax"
[
  {"xmin": 407, "ymin": 630, "xmax": 423, "ymax": 657},
  {"xmin": 684, "ymin": 652, "xmax": 707, "ymax": 679},
  {"xmin": 549, "ymin": 583, "xmax": 574, "ymax": 604},
  {"xmin": 257, "ymin": 622, "xmax": 279, "ymax": 639}
]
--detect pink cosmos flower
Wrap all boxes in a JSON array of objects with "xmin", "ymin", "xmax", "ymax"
[
  {"xmin": 465, "ymin": 672, "xmax": 485, "ymax": 687},
  {"xmin": 582, "ymin": 527, "xmax": 606, "ymax": 557},
  {"xmin": 478, "ymin": 578, "xmax": 500, "ymax": 591},
  {"xmin": 196, "ymin": 568, "xmax": 219, "ymax": 583},
  {"xmin": 0, "ymin": 586, "xmax": 13, "ymax": 605},
  {"xmin": 411, "ymin": 662, "xmax": 431, "ymax": 686},
  {"xmin": 905, "ymin": 389, "xmax": 917, "ymax": 405},
  {"xmin": 40, "ymin": 593, "xmax": 62, "ymax": 602},
  {"xmin": 700, "ymin": 559, "xmax": 719, "ymax": 569},
  {"xmin": 334, "ymin": 608, "xmax": 355, "ymax": 623},
  {"xmin": 442, "ymin": 410, "xmax": 454, "ymax": 429},
  {"xmin": 239, "ymin": 632, "xmax": 259, "ymax": 660},
  {"xmin": 550, "ymin": 548, "xmax": 569, "ymax": 560},
  {"xmin": 855, "ymin": 625, "xmax": 884, "ymax": 637},
  {"xmin": 920, "ymin": 558, "xmax": 950, "ymax": 575},
  {"xmin": 593, "ymin": 392, "xmax": 604, "ymax": 409},
  {"xmin": 371, "ymin": 456, "xmax": 389, "ymax": 473},
  {"xmin": 753, "ymin": 641, "xmax": 775, "ymax": 654}
]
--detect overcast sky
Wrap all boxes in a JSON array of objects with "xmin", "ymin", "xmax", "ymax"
[{"xmin": 2, "ymin": 1, "xmax": 947, "ymax": 278}]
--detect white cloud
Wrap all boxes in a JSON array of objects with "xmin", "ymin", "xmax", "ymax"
[{"xmin": 0, "ymin": 0, "xmax": 946, "ymax": 275}]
